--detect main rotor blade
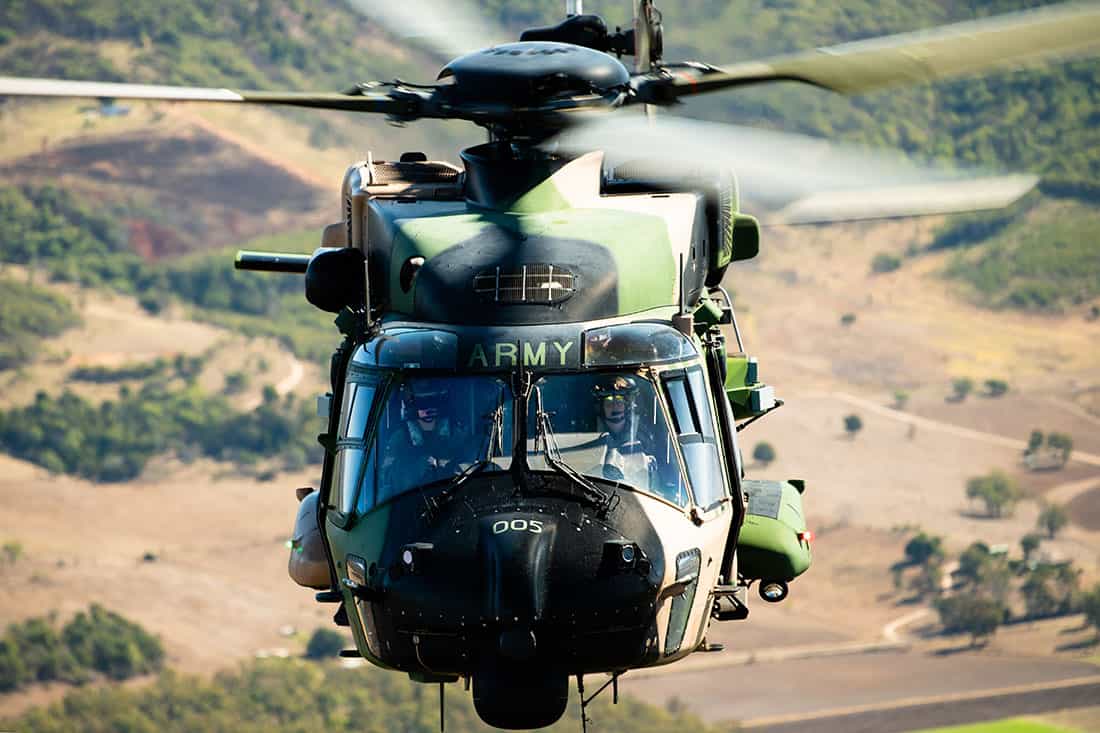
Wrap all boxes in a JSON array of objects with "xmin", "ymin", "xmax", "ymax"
[
  {"xmin": 549, "ymin": 115, "xmax": 1038, "ymax": 223},
  {"xmin": 345, "ymin": 0, "xmax": 509, "ymax": 61},
  {"xmin": 641, "ymin": 2, "xmax": 1100, "ymax": 101},
  {"xmin": 0, "ymin": 77, "xmax": 417, "ymax": 114}
]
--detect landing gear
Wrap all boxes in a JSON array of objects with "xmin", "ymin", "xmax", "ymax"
[{"xmin": 577, "ymin": 672, "xmax": 622, "ymax": 733}]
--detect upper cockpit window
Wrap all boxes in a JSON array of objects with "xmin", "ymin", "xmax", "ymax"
[
  {"xmin": 353, "ymin": 329, "xmax": 458, "ymax": 370},
  {"xmin": 583, "ymin": 324, "xmax": 697, "ymax": 368}
]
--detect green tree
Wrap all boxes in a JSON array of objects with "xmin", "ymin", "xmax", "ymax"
[
  {"xmin": 983, "ymin": 379, "xmax": 1009, "ymax": 397},
  {"xmin": 1037, "ymin": 503, "xmax": 1070, "ymax": 539},
  {"xmin": 965, "ymin": 470, "xmax": 1023, "ymax": 518},
  {"xmin": 1020, "ymin": 563, "xmax": 1079, "ymax": 619},
  {"xmin": 904, "ymin": 532, "xmax": 943, "ymax": 567},
  {"xmin": 843, "ymin": 414, "xmax": 862, "ymax": 438},
  {"xmin": 951, "ymin": 378, "xmax": 974, "ymax": 402},
  {"xmin": 752, "ymin": 442, "xmax": 776, "ymax": 466},
  {"xmin": 934, "ymin": 596, "xmax": 1005, "ymax": 647},
  {"xmin": 1019, "ymin": 533, "xmax": 1042, "ymax": 562},
  {"xmin": 1026, "ymin": 429, "xmax": 1044, "ymax": 455},
  {"xmin": 1046, "ymin": 432, "xmax": 1074, "ymax": 465},
  {"xmin": 303, "ymin": 628, "xmax": 345, "ymax": 660}
]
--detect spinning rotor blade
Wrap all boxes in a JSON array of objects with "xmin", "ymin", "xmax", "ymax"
[
  {"xmin": 346, "ymin": 0, "xmax": 509, "ymax": 61},
  {"xmin": 550, "ymin": 115, "xmax": 1038, "ymax": 224},
  {"xmin": 640, "ymin": 2, "xmax": 1100, "ymax": 102},
  {"xmin": 0, "ymin": 77, "xmax": 418, "ymax": 114}
]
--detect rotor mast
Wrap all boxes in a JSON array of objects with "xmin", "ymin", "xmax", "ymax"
[{"xmin": 566, "ymin": 1, "xmax": 582, "ymax": 16}]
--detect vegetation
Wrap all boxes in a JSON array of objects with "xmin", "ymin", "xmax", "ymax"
[
  {"xmin": 839, "ymin": 312, "xmax": 856, "ymax": 326},
  {"xmin": 1023, "ymin": 430, "xmax": 1074, "ymax": 470},
  {"xmin": 842, "ymin": 414, "xmax": 862, "ymax": 437},
  {"xmin": 0, "ymin": 383, "xmax": 320, "ymax": 481},
  {"xmin": 904, "ymin": 532, "xmax": 944, "ymax": 567},
  {"xmin": 751, "ymin": 441, "xmax": 776, "ymax": 466},
  {"xmin": 0, "ymin": 605, "xmax": 163, "ymax": 693},
  {"xmin": 5, "ymin": 658, "xmax": 713, "ymax": 733},
  {"xmin": 1019, "ymin": 533, "xmax": 1042, "ymax": 562},
  {"xmin": 943, "ymin": 202, "xmax": 1100, "ymax": 312},
  {"xmin": 983, "ymin": 379, "xmax": 1009, "ymax": 398},
  {"xmin": 70, "ymin": 358, "xmax": 168, "ymax": 383},
  {"xmin": 950, "ymin": 377, "xmax": 974, "ymax": 402},
  {"xmin": 1083, "ymin": 584, "xmax": 1100, "ymax": 636},
  {"xmin": 1036, "ymin": 503, "xmax": 1069, "ymax": 539},
  {"xmin": 0, "ymin": 189, "xmax": 335, "ymax": 361},
  {"xmin": 965, "ymin": 470, "xmax": 1023, "ymax": 518},
  {"xmin": 870, "ymin": 252, "xmax": 901, "ymax": 274},
  {"xmin": 0, "ymin": 277, "xmax": 81, "ymax": 370},
  {"xmin": 1, "ymin": 541, "xmax": 22, "ymax": 565},
  {"xmin": 893, "ymin": 390, "xmax": 909, "ymax": 410},
  {"xmin": 1019, "ymin": 563, "xmax": 1079, "ymax": 619},
  {"xmin": 934, "ymin": 596, "xmax": 1005, "ymax": 647},
  {"xmin": 303, "ymin": 629, "xmax": 345, "ymax": 660}
]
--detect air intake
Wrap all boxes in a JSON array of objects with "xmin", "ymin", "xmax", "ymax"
[{"xmin": 472, "ymin": 264, "xmax": 576, "ymax": 304}]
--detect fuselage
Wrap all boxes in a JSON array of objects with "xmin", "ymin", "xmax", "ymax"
[{"xmin": 290, "ymin": 141, "xmax": 763, "ymax": 729}]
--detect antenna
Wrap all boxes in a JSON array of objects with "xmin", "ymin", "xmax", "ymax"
[{"xmin": 566, "ymin": 0, "xmax": 583, "ymax": 16}]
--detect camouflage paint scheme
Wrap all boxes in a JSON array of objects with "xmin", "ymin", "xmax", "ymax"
[
  {"xmin": 309, "ymin": 149, "xmax": 807, "ymax": 698},
  {"xmin": 364, "ymin": 153, "xmax": 707, "ymax": 326}
]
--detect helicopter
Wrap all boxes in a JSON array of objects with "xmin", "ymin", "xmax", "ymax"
[{"xmin": 2, "ymin": 0, "xmax": 1099, "ymax": 729}]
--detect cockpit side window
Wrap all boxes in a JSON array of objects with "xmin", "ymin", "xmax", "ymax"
[
  {"xmin": 331, "ymin": 373, "xmax": 384, "ymax": 515},
  {"xmin": 663, "ymin": 368, "xmax": 726, "ymax": 510}
]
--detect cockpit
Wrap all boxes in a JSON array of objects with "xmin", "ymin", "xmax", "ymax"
[{"xmin": 328, "ymin": 322, "xmax": 728, "ymax": 519}]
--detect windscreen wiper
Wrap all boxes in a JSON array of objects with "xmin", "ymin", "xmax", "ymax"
[
  {"xmin": 424, "ymin": 400, "xmax": 506, "ymax": 518},
  {"xmin": 533, "ymin": 387, "xmax": 617, "ymax": 516}
]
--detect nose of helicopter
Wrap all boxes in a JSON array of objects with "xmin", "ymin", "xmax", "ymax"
[{"xmin": 477, "ymin": 512, "xmax": 557, "ymax": 630}]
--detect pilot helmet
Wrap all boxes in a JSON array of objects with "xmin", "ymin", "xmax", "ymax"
[
  {"xmin": 592, "ymin": 375, "xmax": 638, "ymax": 428},
  {"xmin": 404, "ymin": 379, "xmax": 448, "ymax": 423}
]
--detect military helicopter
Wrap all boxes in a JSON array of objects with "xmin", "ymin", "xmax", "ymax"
[{"xmin": 3, "ymin": 1, "xmax": 1099, "ymax": 729}]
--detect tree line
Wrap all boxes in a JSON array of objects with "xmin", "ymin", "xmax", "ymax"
[
  {"xmin": 0, "ymin": 184, "xmax": 334, "ymax": 362},
  {"xmin": 0, "ymin": 383, "xmax": 321, "ymax": 482},
  {"xmin": 6, "ymin": 656, "xmax": 712, "ymax": 733},
  {"xmin": 0, "ymin": 605, "xmax": 164, "ymax": 693},
  {"xmin": 898, "ymin": 530, "xmax": 1100, "ymax": 646}
]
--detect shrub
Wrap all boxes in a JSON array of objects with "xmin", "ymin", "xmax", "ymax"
[
  {"xmin": 983, "ymin": 379, "xmax": 1009, "ymax": 397},
  {"xmin": 893, "ymin": 390, "xmax": 909, "ymax": 410},
  {"xmin": 752, "ymin": 442, "xmax": 776, "ymax": 466},
  {"xmin": 304, "ymin": 629, "xmax": 345, "ymax": 660},
  {"xmin": 843, "ymin": 414, "xmax": 862, "ymax": 437},
  {"xmin": 951, "ymin": 378, "xmax": 973, "ymax": 401},
  {"xmin": 840, "ymin": 312, "xmax": 857, "ymax": 326},
  {"xmin": 62, "ymin": 605, "xmax": 164, "ymax": 681},
  {"xmin": 870, "ymin": 253, "xmax": 902, "ymax": 274}
]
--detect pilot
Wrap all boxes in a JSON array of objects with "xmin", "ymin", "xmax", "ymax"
[
  {"xmin": 380, "ymin": 380, "xmax": 461, "ymax": 491},
  {"xmin": 591, "ymin": 375, "xmax": 658, "ymax": 487}
]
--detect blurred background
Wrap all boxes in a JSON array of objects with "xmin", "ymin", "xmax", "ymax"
[{"xmin": 0, "ymin": 2, "xmax": 1098, "ymax": 731}]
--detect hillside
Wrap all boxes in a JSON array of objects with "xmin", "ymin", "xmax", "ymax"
[{"xmin": 0, "ymin": 3, "xmax": 1099, "ymax": 730}]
